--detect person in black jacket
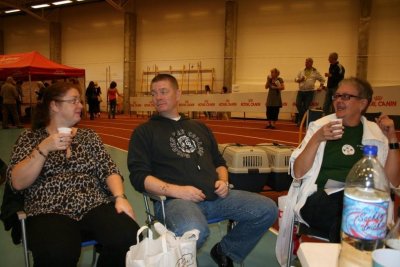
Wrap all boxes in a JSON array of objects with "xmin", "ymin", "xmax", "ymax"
[{"xmin": 323, "ymin": 52, "xmax": 345, "ymax": 115}]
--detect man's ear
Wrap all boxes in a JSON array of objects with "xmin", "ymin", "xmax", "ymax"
[{"xmin": 176, "ymin": 89, "xmax": 181, "ymax": 101}]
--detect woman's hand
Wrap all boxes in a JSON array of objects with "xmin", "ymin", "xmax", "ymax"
[
  {"xmin": 115, "ymin": 198, "xmax": 136, "ymax": 220},
  {"xmin": 315, "ymin": 120, "xmax": 343, "ymax": 142},
  {"xmin": 376, "ymin": 115, "xmax": 397, "ymax": 141},
  {"xmin": 40, "ymin": 132, "xmax": 72, "ymax": 154}
]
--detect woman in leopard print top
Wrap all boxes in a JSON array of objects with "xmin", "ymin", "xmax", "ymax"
[{"xmin": 7, "ymin": 81, "xmax": 139, "ymax": 267}]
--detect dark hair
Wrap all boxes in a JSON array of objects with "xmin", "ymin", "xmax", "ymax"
[
  {"xmin": 110, "ymin": 81, "xmax": 117, "ymax": 89},
  {"xmin": 32, "ymin": 82, "xmax": 81, "ymax": 129},
  {"xmin": 205, "ymin": 85, "xmax": 211, "ymax": 92},
  {"xmin": 87, "ymin": 81, "xmax": 95, "ymax": 88},
  {"xmin": 151, "ymin": 74, "xmax": 179, "ymax": 90},
  {"xmin": 338, "ymin": 77, "xmax": 373, "ymax": 114}
]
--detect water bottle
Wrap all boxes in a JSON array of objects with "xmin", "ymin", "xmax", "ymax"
[{"xmin": 339, "ymin": 145, "xmax": 390, "ymax": 266}]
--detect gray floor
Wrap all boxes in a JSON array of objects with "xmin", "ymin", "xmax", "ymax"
[{"xmin": 0, "ymin": 128, "xmax": 280, "ymax": 267}]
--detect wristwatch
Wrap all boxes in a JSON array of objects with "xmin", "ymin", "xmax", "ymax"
[{"xmin": 389, "ymin": 142, "xmax": 399, "ymax": 150}]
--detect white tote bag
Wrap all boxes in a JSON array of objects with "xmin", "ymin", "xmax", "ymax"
[{"xmin": 126, "ymin": 222, "xmax": 199, "ymax": 267}]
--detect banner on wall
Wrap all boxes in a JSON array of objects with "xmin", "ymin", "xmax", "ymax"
[{"xmin": 130, "ymin": 86, "xmax": 400, "ymax": 116}]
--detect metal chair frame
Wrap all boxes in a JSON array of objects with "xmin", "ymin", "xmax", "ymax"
[{"xmin": 17, "ymin": 211, "xmax": 99, "ymax": 267}]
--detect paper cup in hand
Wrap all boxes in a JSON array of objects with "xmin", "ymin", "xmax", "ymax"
[
  {"xmin": 372, "ymin": 248, "xmax": 400, "ymax": 267},
  {"xmin": 57, "ymin": 127, "xmax": 72, "ymax": 134},
  {"xmin": 331, "ymin": 119, "xmax": 343, "ymax": 137}
]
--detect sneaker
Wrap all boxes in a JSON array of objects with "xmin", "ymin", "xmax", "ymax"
[{"xmin": 210, "ymin": 243, "xmax": 233, "ymax": 267}]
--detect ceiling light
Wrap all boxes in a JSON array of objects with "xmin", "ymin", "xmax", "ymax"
[
  {"xmin": 31, "ymin": 4, "xmax": 51, "ymax": 9},
  {"xmin": 5, "ymin": 9, "xmax": 21, "ymax": 14},
  {"xmin": 52, "ymin": 0, "xmax": 73, "ymax": 5}
]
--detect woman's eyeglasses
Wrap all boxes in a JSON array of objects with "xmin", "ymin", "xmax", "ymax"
[
  {"xmin": 56, "ymin": 98, "xmax": 83, "ymax": 105},
  {"xmin": 332, "ymin": 93, "xmax": 362, "ymax": 101}
]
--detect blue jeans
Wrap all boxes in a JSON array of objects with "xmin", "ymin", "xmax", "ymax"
[{"xmin": 154, "ymin": 190, "xmax": 278, "ymax": 263}]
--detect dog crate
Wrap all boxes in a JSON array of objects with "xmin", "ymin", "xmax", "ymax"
[
  {"xmin": 257, "ymin": 143, "xmax": 295, "ymax": 191},
  {"xmin": 219, "ymin": 144, "xmax": 270, "ymax": 192}
]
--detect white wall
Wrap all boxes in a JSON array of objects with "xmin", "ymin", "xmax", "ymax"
[{"xmin": 1, "ymin": 0, "xmax": 399, "ymax": 97}]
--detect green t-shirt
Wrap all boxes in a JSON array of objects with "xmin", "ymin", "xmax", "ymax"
[{"xmin": 316, "ymin": 123, "xmax": 364, "ymax": 189}]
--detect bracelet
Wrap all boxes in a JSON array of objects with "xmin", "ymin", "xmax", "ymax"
[
  {"xmin": 35, "ymin": 146, "xmax": 47, "ymax": 159},
  {"xmin": 110, "ymin": 194, "xmax": 127, "ymax": 201},
  {"xmin": 389, "ymin": 142, "xmax": 400, "ymax": 150}
]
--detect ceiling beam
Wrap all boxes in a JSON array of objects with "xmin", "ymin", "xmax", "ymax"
[{"xmin": 0, "ymin": 0, "xmax": 48, "ymax": 22}]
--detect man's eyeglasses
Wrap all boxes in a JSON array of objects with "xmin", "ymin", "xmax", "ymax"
[
  {"xmin": 332, "ymin": 93, "xmax": 362, "ymax": 101},
  {"xmin": 56, "ymin": 98, "xmax": 82, "ymax": 105}
]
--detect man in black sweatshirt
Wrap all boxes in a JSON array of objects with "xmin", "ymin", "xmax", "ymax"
[{"xmin": 128, "ymin": 74, "xmax": 278, "ymax": 267}]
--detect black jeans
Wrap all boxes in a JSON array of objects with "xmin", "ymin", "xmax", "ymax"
[
  {"xmin": 300, "ymin": 189, "xmax": 344, "ymax": 242},
  {"xmin": 27, "ymin": 202, "xmax": 140, "ymax": 267}
]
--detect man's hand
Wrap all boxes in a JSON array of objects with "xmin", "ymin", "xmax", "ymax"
[
  {"xmin": 175, "ymin": 185, "xmax": 206, "ymax": 202},
  {"xmin": 214, "ymin": 180, "xmax": 230, "ymax": 198}
]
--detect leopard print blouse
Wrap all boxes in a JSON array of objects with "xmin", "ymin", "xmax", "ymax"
[{"xmin": 8, "ymin": 128, "xmax": 121, "ymax": 221}]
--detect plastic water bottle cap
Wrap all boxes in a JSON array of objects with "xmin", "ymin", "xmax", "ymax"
[{"xmin": 363, "ymin": 145, "xmax": 378, "ymax": 156}]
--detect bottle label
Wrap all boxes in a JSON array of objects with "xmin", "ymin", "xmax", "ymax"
[{"xmin": 341, "ymin": 195, "xmax": 389, "ymax": 240}]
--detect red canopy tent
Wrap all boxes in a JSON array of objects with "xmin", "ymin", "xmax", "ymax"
[{"xmin": 0, "ymin": 51, "xmax": 85, "ymax": 81}]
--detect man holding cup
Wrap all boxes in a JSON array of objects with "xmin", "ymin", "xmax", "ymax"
[
  {"xmin": 294, "ymin": 58, "xmax": 325, "ymax": 126},
  {"xmin": 276, "ymin": 77, "xmax": 400, "ymax": 266}
]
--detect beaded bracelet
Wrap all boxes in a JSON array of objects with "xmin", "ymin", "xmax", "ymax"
[{"xmin": 36, "ymin": 146, "xmax": 47, "ymax": 159}]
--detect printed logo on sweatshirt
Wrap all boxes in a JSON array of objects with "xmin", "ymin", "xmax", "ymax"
[{"xmin": 170, "ymin": 129, "xmax": 204, "ymax": 158}]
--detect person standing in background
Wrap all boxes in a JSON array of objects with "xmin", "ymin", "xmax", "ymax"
[
  {"xmin": 323, "ymin": 52, "xmax": 345, "ymax": 115},
  {"xmin": 294, "ymin": 58, "xmax": 325, "ymax": 126},
  {"xmin": 204, "ymin": 85, "xmax": 212, "ymax": 119},
  {"xmin": 85, "ymin": 81, "xmax": 97, "ymax": 120},
  {"xmin": 1, "ymin": 77, "xmax": 23, "ymax": 129},
  {"xmin": 15, "ymin": 80, "xmax": 23, "ymax": 118},
  {"xmin": 94, "ymin": 81, "xmax": 102, "ymax": 117},
  {"xmin": 107, "ymin": 81, "xmax": 122, "ymax": 119},
  {"xmin": 265, "ymin": 68, "xmax": 284, "ymax": 129}
]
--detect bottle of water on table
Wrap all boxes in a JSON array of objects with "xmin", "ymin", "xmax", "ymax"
[{"xmin": 339, "ymin": 145, "xmax": 390, "ymax": 266}]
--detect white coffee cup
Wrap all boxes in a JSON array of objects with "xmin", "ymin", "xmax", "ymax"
[
  {"xmin": 331, "ymin": 118, "xmax": 343, "ymax": 137},
  {"xmin": 372, "ymin": 248, "xmax": 400, "ymax": 267},
  {"xmin": 57, "ymin": 127, "xmax": 72, "ymax": 134}
]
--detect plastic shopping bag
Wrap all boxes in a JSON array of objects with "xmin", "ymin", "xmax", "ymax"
[{"xmin": 126, "ymin": 222, "xmax": 199, "ymax": 267}]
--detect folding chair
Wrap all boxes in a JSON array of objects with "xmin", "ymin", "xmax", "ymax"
[
  {"xmin": 142, "ymin": 192, "xmax": 244, "ymax": 266},
  {"xmin": 298, "ymin": 109, "xmax": 324, "ymax": 144},
  {"xmin": 364, "ymin": 112, "xmax": 381, "ymax": 122},
  {"xmin": 142, "ymin": 192, "xmax": 234, "ymax": 235},
  {"xmin": 17, "ymin": 211, "xmax": 99, "ymax": 267}
]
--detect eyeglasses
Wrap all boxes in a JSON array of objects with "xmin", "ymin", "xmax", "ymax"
[
  {"xmin": 56, "ymin": 98, "xmax": 82, "ymax": 105},
  {"xmin": 332, "ymin": 93, "xmax": 362, "ymax": 101}
]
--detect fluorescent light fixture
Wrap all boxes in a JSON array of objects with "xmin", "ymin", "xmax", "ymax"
[
  {"xmin": 77, "ymin": 0, "xmax": 86, "ymax": 2},
  {"xmin": 31, "ymin": 4, "xmax": 50, "ymax": 9},
  {"xmin": 52, "ymin": 0, "xmax": 73, "ymax": 5},
  {"xmin": 5, "ymin": 9, "xmax": 21, "ymax": 13}
]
